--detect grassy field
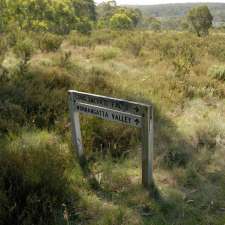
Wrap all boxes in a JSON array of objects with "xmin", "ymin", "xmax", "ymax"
[{"xmin": 1, "ymin": 29, "xmax": 225, "ymax": 225}]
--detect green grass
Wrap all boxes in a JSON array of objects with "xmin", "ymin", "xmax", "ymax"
[
  {"xmin": 0, "ymin": 30, "xmax": 225, "ymax": 224},
  {"xmin": 94, "ymin": 46, "xmax": 120, "ymax": 61},
  {"xmin": 208, "ymin": 64, "xmax": 225, "ymax": 81}
]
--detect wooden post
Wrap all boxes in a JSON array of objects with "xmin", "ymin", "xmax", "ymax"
[
  {"xmin": 141, "ymin": 106, "xmax": 154, "ymax": 189},
  {"xmin": 69, "ymin": 92, "xmax": 83, "ymax": 158}
]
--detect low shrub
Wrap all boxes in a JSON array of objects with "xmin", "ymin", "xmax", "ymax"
[
  {"xmin": 76, "ymin": 18, "xmax": 92, "ymax": 35},
  {"xmin": 174, "ymin": 42, "xmax": 196, "ymax": 76},
  {"xmin": 182, "ymin": 164, "xmax": 202, "ymax": 187},
  {"xmin": 0, "ymin": 36, "xmax": 8, "ymax": 55},
  {"xmin": 58, "ymin": 51, "xmax": 72, "ymax": 68},
  {"xmin": 0, "ymin": 131, "xmax": 79, "ymax": 225},
  {"xmin": 208, "ymin": 65, "xmax": 225, "ymax": 81},
  {"xmin": 206, "ymin": 35, "xmax": 225, "ymax": 61},
  {"xmin": 69, "ymin": 31, "xmax": 92, "ymax": 47},
  {"xmin": 39, "ymin": 33, "xmax": 63, "ymax": 52},
  {"xmin": 5, "ymin": 26, "xmax": 27, "ymax": 47},
  {"xmin": 84, "ymin": 66, "xmax": 113, "ymax": 95},
  {"xmin": 0, "ymin": 65, "xmax": 75, "ymax": 129},
  {"xmin": 18, "ymin": 66, "xmax": 74, "ymax": 128},
  {"xmin": 163, "ymin": 144, "xmax": 190, "ymax": 168},
  {"xmin": 0, "ymin": 102, "xmax": 26, "ymax": 135},
  {"xmin": 176, "ymin": 99, "xmax": 225, "ymax": 151},
  {"xmin": 90, "ymin": 30, "xmax": 119, "ymax": 45},
  {"xmin": 81, "ymin": 118, "xmax": 139, "ymax": 158},
  {"xmin": 157, "ymin": 36, "xmax": 197, "ymax": 76},
  {"xmin": 13, "ymin": 38, "xmax": 35, "ymax": 70},
  {"xmin": 114, "ymin": 32, "xmax": 145, "ymax": 56},
  {"xmin": 94, "ymin": 46, "xmax": 120, "ymax": 61},
  {"xmin": 97, "ymin": 206, "xmax": 141, "ymax": 225}
]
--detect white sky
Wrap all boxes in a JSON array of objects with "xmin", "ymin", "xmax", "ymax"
[{"xmin": 95, "ymin": 0, "xmax": 225, "ymax": 5}]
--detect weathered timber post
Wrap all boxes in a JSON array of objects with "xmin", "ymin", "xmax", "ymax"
[
  {"xmin": 69, "ymin": 92, "xmax": 83, "ymax": 158},
  {"xmin": 141, "ymin": 106, "xmax": 154, "ymax": 188}
]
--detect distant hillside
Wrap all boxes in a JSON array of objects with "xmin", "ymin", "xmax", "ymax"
[{"xmin": 127, "ymin": 3, "xmax": 225, "ymax": 25}]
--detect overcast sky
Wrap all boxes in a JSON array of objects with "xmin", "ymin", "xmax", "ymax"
[{"xmin": 95, "ymin": 0, "xmax": 225, "ymax": 5}]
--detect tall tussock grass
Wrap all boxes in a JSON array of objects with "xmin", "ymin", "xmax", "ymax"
[{"xmin": 0, "ymin": 131, "xmax": 80, "ymax": 225}]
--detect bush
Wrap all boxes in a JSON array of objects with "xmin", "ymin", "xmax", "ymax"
[
  {"xmin": 163, "ymin": 144, "xmax": 190, "ymax": 168},
  {"xmin": 114, "ymin": 32, "xmax": 145, "ymax": 56},
  {"xmin": 81, "ymin": 118, "xmax": 139, "ymax": 158},
  {"xmin": 0, "ymin": 36, "xmax": 8, "ymax": 56},
  {"xmin": 0, "ymin": 131, "xmax": 79, "ymax": 225},
  {"xmin": 94, "ymin": 46, "xmax": 120, "ymax": 61},
  {"xmin": 12, "ymin": 37, "xmax": 35, "ymax": 74},
  {"xmin": 0, "ymin": 102, "xmax": 26, "ymax": 135},
  {"xmin": 84, "ymin": 66, "xmax": 113, "ymax": 95},
  {"xmin": 5, "ymin": 26, "xmax": 27, "ymax": 47},
  {"xmin": 76, "ymin": 18, "xmax": 92, "ymax": 35},
  {"xmin": 17, "ymin": 66, "xmax": 73, "ymax": 128},
  {"xmin": 39, "ymin": 33, "xmax": 63, "ymax": 52},
  {"xmin": 91, "ymin": 30, "xmax": 120, "ymax": 45},
  {"xmin": 206, "ymin": 35, "xmax": 225, "ymax": 61},
  {"xmin": 58, "ymin": 51, "xmax": 72, "ymax": 68},
  {"xmin": 14, "ymin": 38, "xmax": 35, "ymax": 67},
  {"xmin": 110, "ymin": 13, "xmax": 133, "ymax": 30},
  {"xmin": 176, "ymin": 99, "xmax": 225, "ymax": 150},
  {"xmin": 175, "ymin": 42, "xmax": 196, "ymax": 74},
  {"xmin": 69, "ymin": 31, "xmax": 92, "ymax": 47},
  {"xmin": 208, "ymin": 65, "xmax": 225, "ymax": 81},
  {"xmin": 181, "ymin": 164, "xmax": 201, "ymax": 187},
  {"xmin": 0, "ymin": 64, "xmax": 75, "ymax": 129}
]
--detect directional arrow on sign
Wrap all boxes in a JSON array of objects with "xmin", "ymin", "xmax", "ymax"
[
  {"xmin": 70, "ymin": 90, "xmax": 151, "ymax": 116},
  {"xmin": 135, "ymin": 118, "xmax": 140, "ymax": 125},
  {"xmin": 134, "ymin": 106, "xmax": 139, "ymax": 113}
]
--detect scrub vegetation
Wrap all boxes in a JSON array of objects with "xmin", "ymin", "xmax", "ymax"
[{"xmin": 0, "ymin": 1, "xmax": 225, "ymax": 225}]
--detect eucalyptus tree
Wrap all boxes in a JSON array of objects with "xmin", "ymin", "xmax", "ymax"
[{"xmin": 187, "ymin": 5, "xmax": 213, "ymax": 36}]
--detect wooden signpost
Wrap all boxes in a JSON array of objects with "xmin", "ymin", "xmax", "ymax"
[{"xmin": 68, "ymin": 90, "xmax": 154, "ymax": 189}]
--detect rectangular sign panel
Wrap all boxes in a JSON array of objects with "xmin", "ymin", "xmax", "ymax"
[
  {"xmin": 74, "ymin": 102, "xmax": 142, "ymax": 128},
  {"xmin": 69, "ymin": 90, "xmax": 151, "ymax": 116}
]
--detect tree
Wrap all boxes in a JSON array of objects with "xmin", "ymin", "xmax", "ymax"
[
  {"xmin": 96, "ymin": 3, "xmax": 142, "ymax": 29},
  {"xmin": 187, "ymin": 5, "xmax": 213, "ymax": 37},
  {"xmin": 181, "ymin": 19, "xmax": 189, "ymax": 31},
  {"xmin": 110, "ymin": 13, "xmax": 133, "ymax": 30},
  {"xmin": 1, "ymin": 0, "xmax": 96, "ymax": 34},
  {"xmin": 115, "ymin": 8, "xmax": 142, "ymax": 27},
  {"xmin": 147, "ymin": 17, "xmax": 161, "ymax": 31},
  {"xmin": 71, "ymin": 0, "xmax": 96, "ymax": 21},
  {"xmin": 151, "ymin": 20, "xmax": 161, "ymax": 32},
  {"xmin": 96, "ymin": 0, "xmax": 117, "ymax": 21}
]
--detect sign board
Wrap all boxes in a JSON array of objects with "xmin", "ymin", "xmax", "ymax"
[
  {"xmin": 75, "ymin": 102, "xmax": 142, "ymax": 128},
  {"xmin": 68, "ymin": 90, "xmax": 154, "ymax": 189},
  {"xmin": 72, "ymin": 90, "xmax": 147, "ymax": 116}
]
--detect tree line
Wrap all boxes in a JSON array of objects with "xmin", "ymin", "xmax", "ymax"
[
  {"xmin": 0, "ymin": 0, "xmax": 214, "ymax": 37},
  {"xmin": 0, "ymin": 0, "xmax": 96, "ymax": 34},
  {"xmin": 97, "ymin": 1, "xmax": 213, "ymax": 37}
]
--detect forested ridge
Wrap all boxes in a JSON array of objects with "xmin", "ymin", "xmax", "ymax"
[{"xmin": 128, "ymin": 3, "xmax": 225, "ymax": 24}]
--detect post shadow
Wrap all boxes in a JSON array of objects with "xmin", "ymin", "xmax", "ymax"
[
  {"xmin": 149, "ymin": 180, "xmax": 162, "ymax": 201},
  {"xmin": 77, "ymin": 153, "xmax": 164, "ymax": 203},
  {"xmin": 78, "ymin": 155, "xmax": 102, "ymax": 191}
]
